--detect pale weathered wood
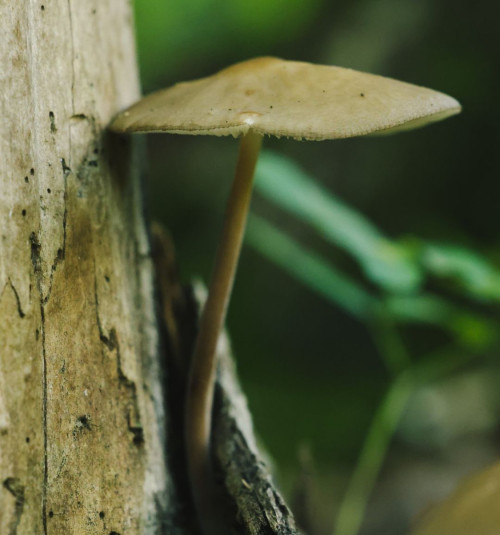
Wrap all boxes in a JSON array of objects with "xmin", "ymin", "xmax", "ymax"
[
  {"xmin": 1, "ymin": 2, "xmax": 303, "ymax": 533},
  {"xmin": 0, "ymin": 1, "xmax": 172, "ymax": 532}
]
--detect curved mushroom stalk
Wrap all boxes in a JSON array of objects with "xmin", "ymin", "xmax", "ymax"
[
  {"xmin": 109, "ymin": 56, "xmax": 461, "ymax": 535},
  {"xmin": 185, "ymin": 130, "xmax": 263, "ymax": 532}
]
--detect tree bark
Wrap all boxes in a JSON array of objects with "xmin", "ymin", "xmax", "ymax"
[
  {"xmin": 0, "ymin": 2, "xmax": 302, "ymax": 534},
  {"xmin": 0, "ymin": 1, "xmax": 170, "ymax": 532}
]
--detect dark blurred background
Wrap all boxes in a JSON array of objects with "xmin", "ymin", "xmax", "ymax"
[{"xmin": 132, "ymin": 1, "xmax": 500, "ymax": 534}]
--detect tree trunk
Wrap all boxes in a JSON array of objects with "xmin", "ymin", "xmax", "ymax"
[
  {"xmin": 0, "ymin": 1, "xmax": 170, "ymax": 532},
  {"xmin": 0, "ymin": 2, "xmax": 301, "ymax": 534}
]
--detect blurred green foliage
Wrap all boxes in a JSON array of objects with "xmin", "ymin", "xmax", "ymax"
[
  {"xmin": 134, "ymin": 0, "xmax": 321, "ymax": 89},
  {"xmin": 254, "ymin": 151, "xmax": 422, "ymax": 294},
  {"xmin": 252, "ymin": 152, "xmax": 500, "ymax": 350},
  {"xmin": 250, "ymin": 151, "xmax": 499, "ymax": 535},
  {"xmin": 247, "ymin": 214, "xmax": 375, "ymax": 319},
  {"xmin": 133, "ymin": 1, "xmax": 499, "ymax": 533}
]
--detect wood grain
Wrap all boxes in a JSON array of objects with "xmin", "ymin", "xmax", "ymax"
[{"xmin": 0, "ymin": 1, "xmax": 170, "ymax": 532}]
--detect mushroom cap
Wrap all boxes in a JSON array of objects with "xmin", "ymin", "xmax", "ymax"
[{"xmin": 110, "ymin": 57, "xmax": 461, "ymax": 141}]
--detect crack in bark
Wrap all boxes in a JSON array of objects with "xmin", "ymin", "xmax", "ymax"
[
  {"xmin": 46, "ymin": 159, "xmax": 69, "ymax": 283},
  {"xmin": 93, "ymin": 273, "xmax": 144, "ymax": 446},
  {"xmin": 30, "ymin": 232, "xmax": 42, "ymax": 279},
  {"xmin": 3, "ymin": 477, "xmax": 25, "ymax": 535},
  {"xmin": 6, "ymin": 280, "xmax": 26, "ymax": 318},
  {"xmin": 24, "ymin": 16, "xmax": 48, "ymax": 530},
  {"xmin": 28, "ymin": 153, "xmax": 69, "ymax": 535},
  {"xmin": 25, "ymin": 109, "xmax": 70, "ymax": 535},
  {"xmin": 67, "ymin": 0, "xmax": 75, "ymax": 117},
  {"xmin": 28, "ymin": 161, "xmax": 69, "ymax": 531},
  {"xmin": 29, "ymin": 230, "xmax": 48, "ymax": 534},
  {"xmin": 34, "ymin": 159, "xmax": 70, "ymax": 307},
  {"xmin": 40, "ymin": 302, "xmax": 48, "ymax": 535},
  {"xmin": 0, "ymin": 281, "xmax": 26, "ymax": 319}
]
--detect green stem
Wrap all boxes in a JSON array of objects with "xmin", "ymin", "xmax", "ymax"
[
  {"xmin": 185, "ymin": 130, "xmax": 263, "ymax": 534},
  {"xmin": 333, "ymin": 372, "xmax": 413, "ymax": 535},
  {"xmin": 333, "ymin": 337, "xmax": 481, "ymax": 535},
  {"xmin": 369, "ymin": 315, "xmax": 412, "ymax": 377}
]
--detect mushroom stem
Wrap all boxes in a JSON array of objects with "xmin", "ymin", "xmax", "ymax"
[{"xmin": 185, "ymin": 130, "xmax": 263, "ymax": 533}]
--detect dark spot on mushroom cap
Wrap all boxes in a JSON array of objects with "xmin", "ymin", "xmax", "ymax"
[
  {"xmin": 22, "ymin": 209, "xmax": 26, "ymax": 216},
  {"xmin": 25, "ymin": 437, "xmax": 30, "ymax": 443},
  {"xmin": 360, "ymin": 93, "xmax": 365, "ymax": 97},
  {"xmin": 108, "ymin": 57, "xmax": 460, "ymax": 140}
]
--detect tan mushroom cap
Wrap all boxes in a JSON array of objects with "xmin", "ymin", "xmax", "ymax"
[{"xmin": 110, "ymin": 57, "xmax": 461, "ymax": 141}]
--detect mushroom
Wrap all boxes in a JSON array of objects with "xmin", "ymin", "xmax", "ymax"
[{"xmin": 109, "ymin": 57, "xmax": 460, "ymax": 533}]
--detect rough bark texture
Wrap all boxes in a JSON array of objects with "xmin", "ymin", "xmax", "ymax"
[
  {"xmin": 214, "ymin": 341, "xmax": 300, "ymax": 535},
  {"xmin": 0, "ymin": 1, "xmax": 170, "ymax": 532},
  {"xmin": 187, "ymin": 284, "xmax": 301, "ymax": 535}
]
